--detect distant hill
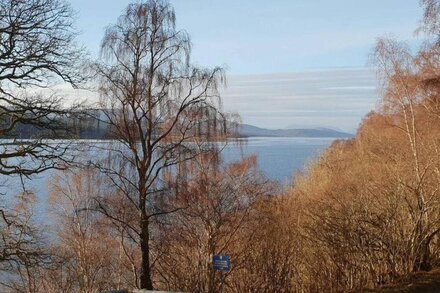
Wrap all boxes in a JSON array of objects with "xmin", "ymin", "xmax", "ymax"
[
  {"xmin": 239, "ymin": 124, "xmax": 353, "ymax": 138},
  {"xmin": 4, "ymin": 112, "xmax": 353, "ymax": 140}
]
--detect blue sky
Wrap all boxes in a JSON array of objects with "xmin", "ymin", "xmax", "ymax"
[
  {"xmin": 68, "ymin": 0, "xmax": 423, "ymax": 131},
  {"xmin": 70, "ymin": 0, "xmax": 422, "ymax": 74}
]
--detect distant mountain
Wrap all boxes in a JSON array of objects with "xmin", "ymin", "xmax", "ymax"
[{"xmin": 239, "ymin": 124, "xmax": 353, "ymax": 138}]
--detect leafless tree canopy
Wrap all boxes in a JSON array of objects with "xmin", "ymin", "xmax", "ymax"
[
  {"xmin": 421, "ymin": 0, "xmax": 440, "ymax": 36},
  {"xmin": 8, "ymin": 1, "xmax": 440, "ymax": 292},
  {"xmin": 0, "ymin": 0, "xmax": 86, "ymax": 177},
  {"xmin": 0, "ymin": 0, "xmax": 83, "ymax": 87},
  {"xmin": 93, "ymin": 0, "xmax": 231, "ymax": 289},
  {"xmin": 0, "ymin": 0, "xmax": 86, "ymax": 290}
]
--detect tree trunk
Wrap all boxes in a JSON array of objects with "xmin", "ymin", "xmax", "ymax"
[
  {"xmin": 414, "ymin": 240, "xmax": 432, "ymax": 272},
  {"xmin": 140, "ymin": 211, "xmax": 153, "ymax": 290}
]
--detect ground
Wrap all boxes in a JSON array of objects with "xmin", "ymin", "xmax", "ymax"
[{"xmin": 363, "ymin": 268, "xmax": 440, "ymax": 293}]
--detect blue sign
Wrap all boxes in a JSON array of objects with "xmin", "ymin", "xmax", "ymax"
[{"xmin": 213, "ymin": 255, "xmax": 231, "ymax": 272}]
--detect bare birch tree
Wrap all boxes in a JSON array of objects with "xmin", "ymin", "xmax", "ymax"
[
  {"xmin": 155, "ymin": 154, "xmax": 271, "ymax": 292},
  {"xmin": 93, "ymin": 0, "xmax": 231, "ymax": 289}
]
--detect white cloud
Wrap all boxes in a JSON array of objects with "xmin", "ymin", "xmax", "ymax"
[{"xmin": 221, "ymin": 68, "xmax": 379, "ymax": 131}]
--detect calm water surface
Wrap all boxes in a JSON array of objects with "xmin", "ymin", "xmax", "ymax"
[
  {"xmin": 222, "ymin": 137, "xmax": 334, "ymax": 183},
  {"xmin": 2, "ymin": 137, "xmax": 336, "ymax": 221}
]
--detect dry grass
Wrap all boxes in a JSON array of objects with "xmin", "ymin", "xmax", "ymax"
[{"xmin": 363, "ymin": 268, "xmax": 440, "ymax": 293}]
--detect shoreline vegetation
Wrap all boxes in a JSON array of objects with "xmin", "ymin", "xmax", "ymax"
[{"xmin": 2, "ymin": 0, "xmax": 440, "ymax": 292}]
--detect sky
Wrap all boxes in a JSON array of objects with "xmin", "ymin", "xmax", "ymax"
[{"xmin": 67, "ymin": 0, "xmax": 424, "ymax": 132}]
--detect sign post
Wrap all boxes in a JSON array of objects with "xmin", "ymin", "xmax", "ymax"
[{"xmin": 212, "ymin": 255, "xmax": 231, "ymax": 293}]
